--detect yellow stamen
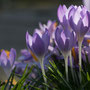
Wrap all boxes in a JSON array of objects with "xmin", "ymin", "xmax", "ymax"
[
  {"xmin": 0, "ymin": 49, "xmax": 10, "ymax": 58},
  {"xmin": 87, "ymin": 39, "xmax": 90, "ymax": 44},
  {"xmin": 72, "ymin": 47, "xmax": 76, "ymax": 60},
  {"xmin": 5, "ymin": 78, "xmax": 17, "ymax": 85},
  {"xmin": 5, "ymin": 80, "xmax": 7, "ymax": 83},
  {"xmin": 12, "ymin": 79, "xmax": 17, "ymax": 85},
  {"xmin": 29, "ymin": 49, "xmax": 38, "ymax": 62},
  {"xmin": 5, "ymin": 50, "xmax": 10, "ymax": 58},
  {"xmin": 54, "ymin": 22, "xmax": 58, "ymax": 28}
]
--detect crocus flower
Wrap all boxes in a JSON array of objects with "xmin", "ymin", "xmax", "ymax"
[
  {"xmin": 26, "ymin": 29, "xmax": 50, "ymax": 59},
  {"xmin": 18, "ymin": 49, "xmax": 50, "ymax": 70},
  {"xmin": 26, "ymin": 29, "xmax": 50, "ymax": 83},
  {"xmin": 18, "ymin": 49, "xmax": 33, "ymax": 62},
  {"xmin": 35, "ymin": 20, "xmax": 57, "ymax": 42},
  {"xmin": 55, "ymin": 26, "xmax": 75, "ymax": 53},
  {"xmin": 57, "ymin": 5, "xmax": 74, "ymax": 30},
  {"xmin": 55, "ymin": 26, "xmax": 76, "ymax": 81},
  {"xmin": 0, "ymin": 48, "xmax": 16, "ymax": 81},
  {"xmin": 14, "ymin": 61, "xmax": 27, "ymax": 75},
  {"xmin": 69, "ymin": 6, "xmax": 90, "ymax": 42},
  {"xmin": 69, "ymin": 5, "xmax": 90, "ymax": 82}
]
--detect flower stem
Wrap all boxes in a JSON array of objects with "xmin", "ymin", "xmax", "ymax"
[
  {"xmin": 69, "ymin": 50, "xmax": 75, "ymax": 82},
  {"xmin": 78, "ymin": 41, "xmax": 82, "ymax": 83},
  {"xmin": 40, "ymin": 58, "xmax": 47, "ymax": 84},
  {"xmin": 64, "ymin": 55, "xmax": 69, "ymax": 81}
]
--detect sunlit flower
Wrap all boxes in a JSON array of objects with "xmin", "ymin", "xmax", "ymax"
[
  {"xmin": 57, "ymin": 5, "xmax": 74, "ymax": 30},
  {"xmin": 0, "ymin": 48, "xmax": 16, "ymax": 81},
  {"xmin": 26, "ymin": 29, "xmax": 50, "ymax": 83},
  {"xmin": 55, "ymin": 26, "xmax": 75, "ymax": 53},
  {"xmin": 55, "ymin": 26, "xmax": 76, "ymax": 81},
  {"xmin": 35, "ymin": 20, "xmax": 57, "ymax": 42},
  {"xmin": 69, "ymin": 6, "xmax": 90, "ymax": 42},
  {"xmin": 26, "ymin": 29, "xmax": 50, "ymax": 60},
  {"xmin": 18, "ymin": 49, "xmax": 50, "ymax": 70},
  {"xmin": 69, "ymin": 5, "xmax": 90, "ymax": 82}
]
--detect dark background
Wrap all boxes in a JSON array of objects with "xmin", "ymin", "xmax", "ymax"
[{"xmin": 0, "ymin": 0, "xmax": 83, "ymax": 52}]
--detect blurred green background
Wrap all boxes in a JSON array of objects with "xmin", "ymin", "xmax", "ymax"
[{"xmin": 0, "ymin": 0, "xmax": 83, "ymax": 51}]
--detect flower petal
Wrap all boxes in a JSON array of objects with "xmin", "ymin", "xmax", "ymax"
[
  {"xmin": 42, "ymin": 29, "xmax": 50, "ymax": 52},
  {"xmin": 32, "ymin": 33, "xmax": 45, "ymax": 58},
  {"xmin": 26, "ymin": 31, "xmax": 32, "ymax": 49},
  {"xmin": 57, "ymin": 5, "xmax": 67, "ymax": 22},
  {"xmin": 9, "ymin": 48, "xmax": 16, "ymax": 66}
]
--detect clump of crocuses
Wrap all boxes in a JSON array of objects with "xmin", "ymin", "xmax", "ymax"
[
  {"xmin": 57, "ymin": 4, "xmax": 90, "ymax": 82},
  {"xmin": 69, "ymin": 5, "xmax": 90, "ymax": 82},
  {"xmin": 23, "ymin": 4, "xmax": 90, "ymax": 84},
  {"xmin": 0, "ymin": 3, "xmax": 90, "ymax": 89}
]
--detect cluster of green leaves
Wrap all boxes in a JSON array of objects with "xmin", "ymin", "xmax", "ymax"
[
  {"xmin": 43, "ymin": 53, "xmax": 90, "ymax": 90},
  {"xmin": 46, "ymin": 60, "xmax": 90, "ymax": 90},
  {"xmin": 0, "ymin": 64, "xmax": 47, "ymax": 90},
  {"xmin": 0, "ymin": 65, "xmax": 35, "ymax": 90},
  {"xmin": 0, "ymin": 56, "xmax": 90, "ymax": 90}
]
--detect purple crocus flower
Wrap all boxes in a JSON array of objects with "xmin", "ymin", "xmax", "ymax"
[
  {"xmin": 55, "ymin": 26, "xmax": 75, "ymax": 53},
  {"xmin": 35, "ymin": 20, "xmax": 57, "ymax": 42},
  {"xmin": 26, "ymin": 29, "xmax": 50, "ymax": 83},
  {"xmin": 39, "ymin": 20, "xmax": 56, "ymax": 32},
  {"xmin": 57, "ymin": 5, "xmax": 74, "ymax": 29},
  {"xmin": 55, "ymin": 26, "xmax": 76, "ymax": 81},
  {"xmin": 69, "ymin": 6, "xmax": 90, "ymax": 41},
  {"xmin": 26, "ymin": 29, "xmax": 50, "ymax": 60},
  {"xmin": 69, "ymin": 5, "xmax": 90, "ymax": 82},
  {"xmin": 0, "ymin": 48, "xmax": 16, "ymax": 81},
  {"xmin": 18, "ymin": 49, "xmax": 50, "ymax": 70},
  {"xmin": 18, "ymin": 49, "xmax": 33, "ymax": 62},
  {"xmin": 14, "ymin": 61, "xmax": 27, "ymax": 75}
]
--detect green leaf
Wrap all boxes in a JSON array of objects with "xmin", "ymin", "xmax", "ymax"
[
  {"xmin": 47, "ymin": 61, "xmax": 72, "ymax": 90},
  {"xmin": 4, "ymin": 67, "xmax": 16, "ymax": 90},
  {"xmin": 87, "ymin": 72, "xmax": 90, "ymax": 81}
]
